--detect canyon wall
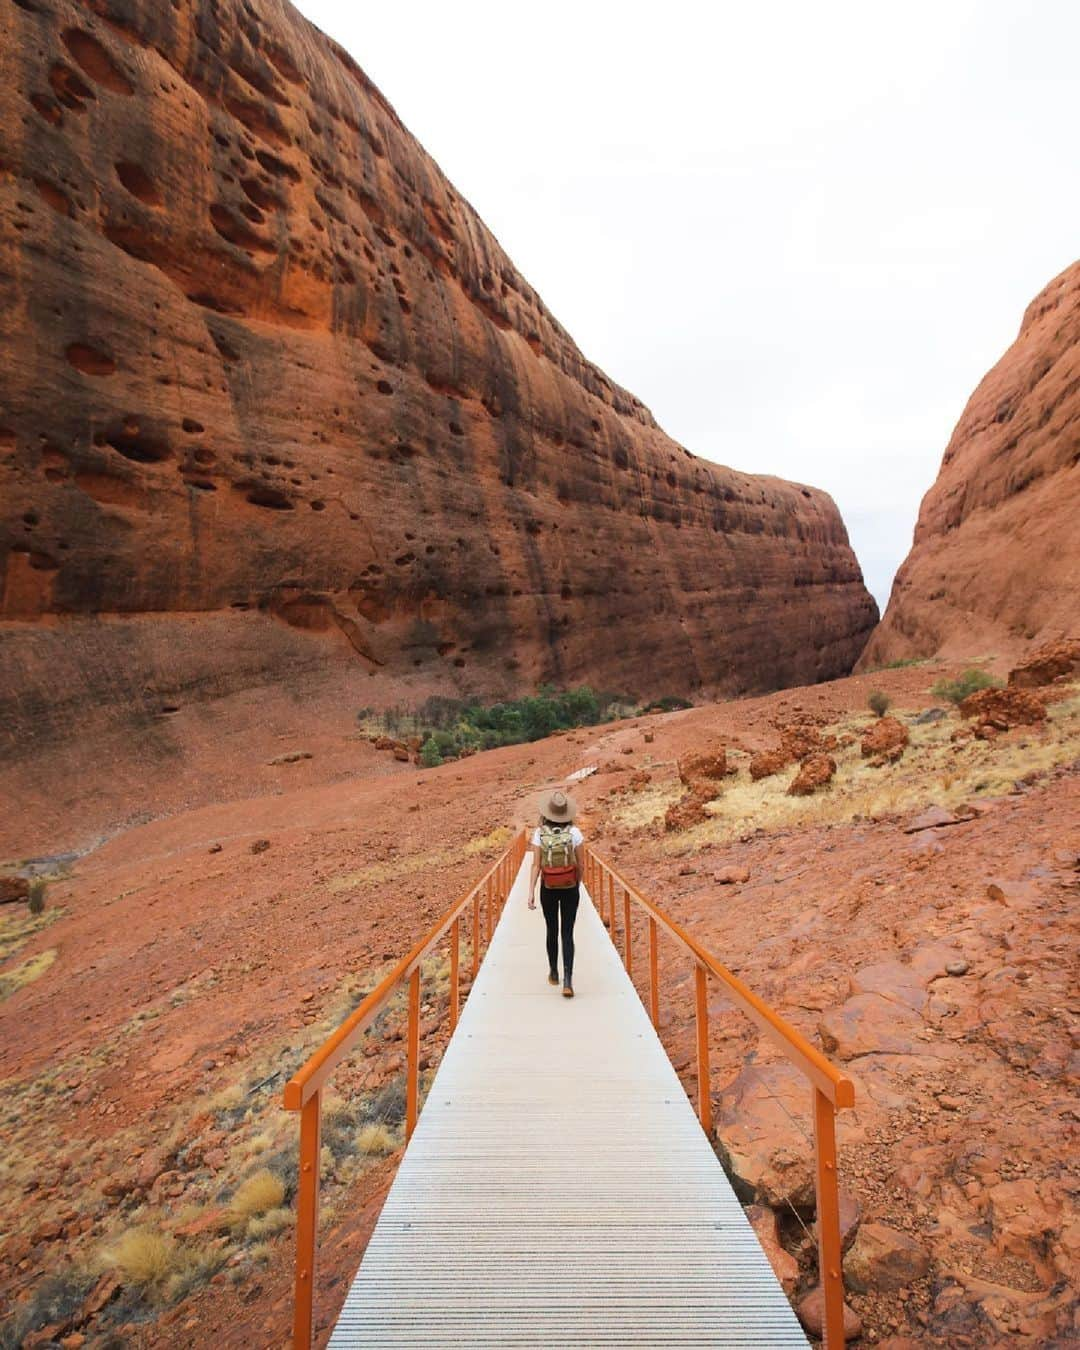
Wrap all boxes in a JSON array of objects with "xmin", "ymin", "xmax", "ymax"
[
  {"xmin": 0, "ymin": 0, "xmax": 877, "ymax": 846},
  {"xmin": 861, "ymin": 261, "xmax": 1079, "ymax": 669}
]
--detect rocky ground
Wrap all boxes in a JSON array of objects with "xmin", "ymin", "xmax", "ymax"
[{"xmin": 1, "ymin": 649, "xmax": 1077, "ymax": 1347}]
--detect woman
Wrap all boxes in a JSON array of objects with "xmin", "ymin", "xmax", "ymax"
[{"xmin": 528, "ymin": 789, "xmax": 584, "ymax": 998}]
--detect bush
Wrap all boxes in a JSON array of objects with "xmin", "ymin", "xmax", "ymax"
[
  {"xmin": 931, "ymin": 668, "xmax": 1000, "ymax": 705},
  {"xmin": 419, "ymin": 737, "xmax": 443, "ymax": 768},
  {"xmin": 228, "ymin": 1170, "xmax": 285, "ymax": 1225},
  {"xmin": 867, "ymin": 690, "xmax": 891, "ymax": 718},
  {"xmin": 109, "ymin": 1228, "xmax": 174, "ymax": 1285},
  {"xmin": 27, "ymin": 877, "xmax": 46, "ymax": 915},
  {"xmin": 370, "ymin": 685, "xmax": 641, "ymax": 761},
  {"xmin": 356, "ymin": 1122, "xmax": 396, "ymax": 1155}
]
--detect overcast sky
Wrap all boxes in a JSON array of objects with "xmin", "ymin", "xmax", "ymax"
[{"xmin": 294, "ymin": 0, "xmax": 1079, "ymax": 611}]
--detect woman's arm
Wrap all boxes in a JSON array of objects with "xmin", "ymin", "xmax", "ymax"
[
  {"xmin": 574, "ymin": 842, "xmax": 585, "ymax": 885},
  {"xmin": 527, "ymin": 843, "xmax": 539, "ymax": 909}
]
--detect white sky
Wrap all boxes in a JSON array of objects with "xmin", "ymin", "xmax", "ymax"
[{"xmin": 293, "ymin": 0, "xmax": 1080, "ymax": 611}]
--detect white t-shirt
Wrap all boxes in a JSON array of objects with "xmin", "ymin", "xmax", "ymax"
[{"xmin": 532, "ymin": 824, "xmax": 583, "ymax": 848}]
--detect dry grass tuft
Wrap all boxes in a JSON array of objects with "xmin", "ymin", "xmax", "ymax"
[
  {"xmin": 0, "ymin": 948, "xmax": 57, "ymax": 1001},
  {"xmin": 228, "ymin": 1169, "xmax": 285, "ymax": 1224},
  {"xmin": 108, "ymin": 1228, "xmax": 174, "ymax": 1285},
  {"xmin": 356, "ymin": 1122, "xmax": 396, "ymax": 1155},
  {"xmin": 0, "ymin": 906, "xmax": 62, "ymax": 963},
  {"xmin": 463, "ymin": 825, "xmax": 512, "ymax": 855},
  {"xmin": 247, "ymin": 1206, "xmax": 291, "ymax": 1239}
]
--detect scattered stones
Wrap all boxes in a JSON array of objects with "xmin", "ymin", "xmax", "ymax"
[
  {"xmin": 1, "ymin": 875, "xmax": 31, "ymax": 905},
  {"xmin": 746, "ymin": 1203, "xmax": 799, "ymax": 1296},
  {"xmin": 959, "ymin": 686, "xmax": 1047, "ymax": 729},
  {"xmin": 664, "ymin": 784, "xmax": 713, "ymax": 833},
  {"xmin": 712, "ymin": 865, "xmax": 750, "ymax": 885},
  {"xmin": 844, "ymin": 1221, "xmax": 931, "ymax": 1292},
  {"xmin": 678, "ymin": 746, "xmax": 727, "ymax": 784},
  {"xmin": 713, "ymin": 1063, "xmax": 816, "ymax": 1207},
  {"xmin": 788, "ymin": 754, "xmax": 836, "ymax": 796},
  {"xmin": 911, "ymin": 707, "xmax": 947, "ymax": 724},
  {"xmin": 1007, "ymin": 637, "xmax": 1080, "ymax": 689},
  {"xmin": 796, "ymin": 1285, "xmax": 862, "ymax": 1340},
  {"xmin": 268, "ymin": 749, "xmax": 313, "ymax": 765},
  {"xmin": 812, "ymin": 1186, "xmax": 862, "ymax": 1254},
  {"xmin": 861, "ymin": 715, "xmax": 909, "ymax": 763},
  {"xmin": 749, "ymin": 748, "xmax": 790, "ymax": 780},
  {"xmin": 944, "ymin": 958, "xmax": 969, "ymax": 976},
  {"xmin": 250, "ymin": 838, "xmax": 271, "ymax": 854},
  {"xmin": 903, "ymin": 805, "xmax": 966, "ymax": 833},
  {"xmin": 207, "ymin": 842, "xmax": 222, "ymax": 854}
]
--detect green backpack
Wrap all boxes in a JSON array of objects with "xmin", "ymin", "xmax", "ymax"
[{"xmin": 539, "ymin": 824, "xmax": 577, "ymax": 889}]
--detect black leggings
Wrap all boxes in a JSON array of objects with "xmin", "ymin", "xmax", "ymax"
[{"xmin": 540, "ymin": 886, "xmax": 580, "ymax": 979}]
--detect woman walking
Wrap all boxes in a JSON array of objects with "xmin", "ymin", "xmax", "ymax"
[{"xmin": 528, "ymin": 789, "xmax": 584, "ymax": 998}]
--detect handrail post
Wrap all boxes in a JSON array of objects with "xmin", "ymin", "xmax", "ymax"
[
  {"xmin": 648, "ymin": 916, "xmax": 659, "ymax": 1029},
  {"xmin": 486, "ymin": 875, "xmax": 493, "ymax": 947},
  {"xmin": 471, "ymin": 890, "xmax": 481, "ymax": 978},
  {"xmin": 450, "ymin": 916, "xmax": 460, "ymax": 1032},
  {"xmin": 406, "ymin": 967, "xmax": 420, "ymax": 1140},
  {"xmin": 814, "ymin": 1087, "xmax": 845, "ymax": 1348},
  {"xmin": 694, "ymin": 964, "xmax": 712, "ymax": 1135},
  {"xmin": 608, "ymin": 872, "xmax": 615, "ymax": 930},
  {"xmin": 292, "ymin": 1089, "xmax": 322, "ymax": 1350},
  {"xmin": 623, "ymin": 888, "xmax": 632, "ymax": 977}
]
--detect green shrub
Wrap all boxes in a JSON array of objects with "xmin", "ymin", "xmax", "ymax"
[
  {"xmin": 867, "ymin": 690, "xmax": 891, "ymax": 718},
  {"xmin": 931, "ymin": 668, "xmax": 1000, "ymax": 705},
  {"xmin": 370, "ymin": 685, "xmax": 646, "ymax": 761}
]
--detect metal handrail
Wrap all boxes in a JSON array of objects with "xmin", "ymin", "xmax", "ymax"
[
  {"xmin": 283, "ymin": 828, "xmax": 527, "ymax": 1350},
  {"xmin": 585, "ymin": 845, "xmax": 854, "ymax": 1350}
]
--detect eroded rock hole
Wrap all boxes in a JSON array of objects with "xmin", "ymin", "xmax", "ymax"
[
  {"xmin": 35, "ymin": 179, "xmax": 73, "ymax": 216},
  {"xmin": 115, "ymin": 160, "xmax": 161, "ymax": 205},
  {"xmin": 254, "ymin": 148, "xmax": 300, "ymax": 182},
  {"xmin": 61, "ymin": 29, "xmax": 133, "ymax": 95},
  {"xmin": 65, "ymin": 342, "xmax": 116, "ymax": 376},
  {"xmin": 244, "ymin": 485, "xmax": 294, "ymax": 510}
]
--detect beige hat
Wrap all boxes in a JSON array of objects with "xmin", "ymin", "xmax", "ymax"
[{"xmin": 541, "ymin": 788, "xmax": 577, "ymax": 823}]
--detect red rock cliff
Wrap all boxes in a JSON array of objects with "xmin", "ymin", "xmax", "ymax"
[
  {"xmin": 860, "ymin": 261, "xmax": 1080, "ymax": 668},
  {"xmin": 0, "ymin": 0, "xmax": 876, "ymax": 725}
]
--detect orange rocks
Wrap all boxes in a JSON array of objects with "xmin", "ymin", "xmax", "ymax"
[
  {"xmin": 796, "ymin": 1285, "xmax": 862, "ymax": 1341},
  {"xmin": 749, "ymin": 748, "xmax": 791, "ymax": 781},
  {"xmin": 861, "ymin": 714, "xmax": 910, "ymax": 764},
  {"xmin": 844, "ymin": 1221, "xmax": 931, "ymax": 1292},
  {"xmin": 1008, "ymin": 637, "xmax": 1080, "ymax": 689},
  {"xmin": 663, "ymin": 785, "xmax": 712, "ymax": 833},
  {"xmin": 787, "ymin": 754, "xmax": 836, "ymax": 796},
  {"xmin": 959, "ymin": 687, "xmax": 1047, "ymax": 730},
  {"xmin": 678, "ymin": 746, "xmax": 727, "ymax": 784}
]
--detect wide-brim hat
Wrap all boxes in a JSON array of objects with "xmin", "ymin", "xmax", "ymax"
[{"xmin": 541, "ymin": 788, "xmax": 577, "ymax": 823}]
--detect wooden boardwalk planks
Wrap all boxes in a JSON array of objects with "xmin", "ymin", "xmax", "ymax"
[{"xmin": 329, "ymin": 861, "xmax": 808, "ymax": 1347}]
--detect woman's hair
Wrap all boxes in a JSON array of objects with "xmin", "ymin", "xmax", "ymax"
[{"xmin": 540, "ymin": 816, "xmax": 573, "ymax": 829}]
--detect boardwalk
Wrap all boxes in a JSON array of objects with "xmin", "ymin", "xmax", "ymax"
[{"xmin": 329, "ymin": 861, "xmax": 808, "ymax": 1347}]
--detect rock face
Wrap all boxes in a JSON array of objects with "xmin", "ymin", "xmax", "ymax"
[
  {"xmin": 860, "ymin": 261, "xmax": 1080, "ymax": 668},
  {"xmin": 0, "ymin": 0, "xmax": 877, "ymax": 736}
]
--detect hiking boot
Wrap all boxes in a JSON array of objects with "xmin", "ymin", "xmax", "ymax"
[
  {"xmin": 548, "ymin": 969, "xmax": 559, "ymax": 986},
  {"xmin": 562, "ymin": 978, "xmax": 574, "ymax": 998}
]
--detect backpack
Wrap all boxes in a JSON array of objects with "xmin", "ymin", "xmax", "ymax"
[{"xmin": 539, "ymin": 823, "xmax": 578, "ymax": 889}]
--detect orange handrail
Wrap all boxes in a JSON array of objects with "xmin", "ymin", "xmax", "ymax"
[
  {"xmin": 585, "ymin": 846, "xmax": 854, "ymax": 1350},
  {"xmin": 283, "ymin": 829, "xmax": 527, "ymax": 1350}
]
